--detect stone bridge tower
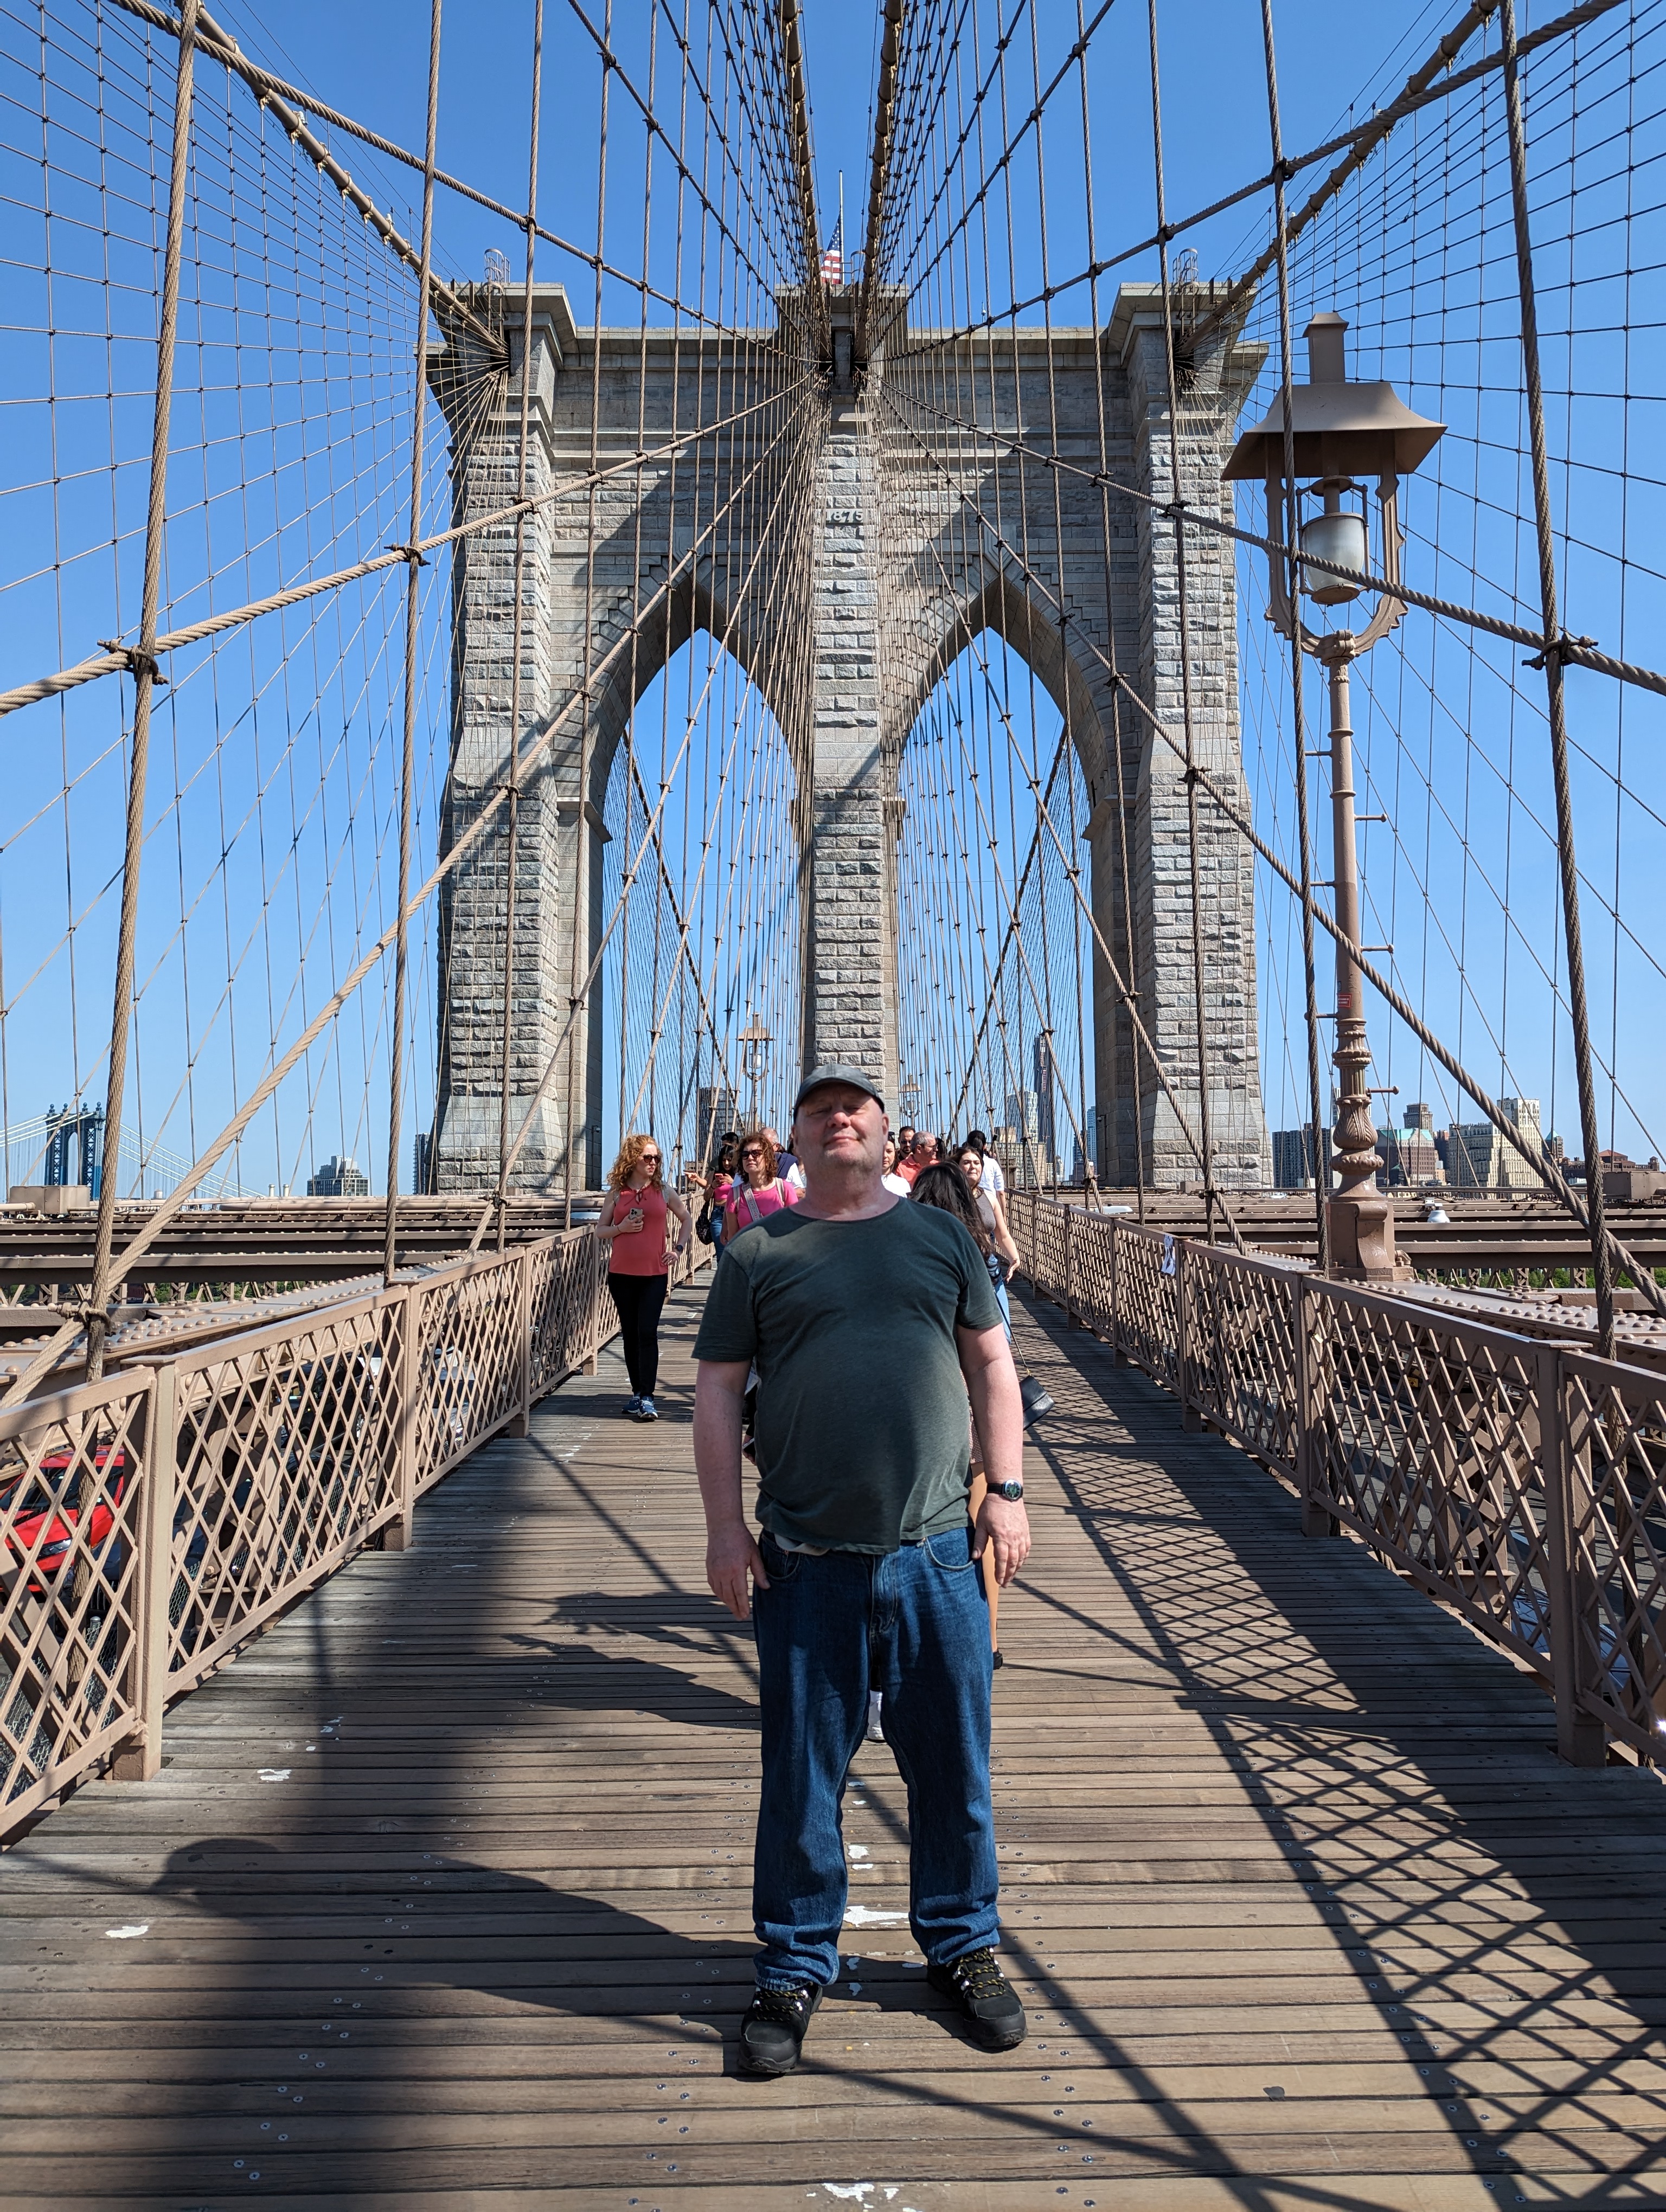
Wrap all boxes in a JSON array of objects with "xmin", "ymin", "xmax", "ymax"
[{"xmin": 430, "ymin": 282, "xmax": 1271, "ymax": 1191}]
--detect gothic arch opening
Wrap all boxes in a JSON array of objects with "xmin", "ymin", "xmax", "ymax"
[
  {"xmin": 596, "ymin": 629, "xmax": 802, "ymax": 1180},
  {"xmin": 893, "ymin": 628, "xmax": 1102, "ymax": 1183},
  {"xmin": 898, "ymin": 566, "xmax": 1116, "ymax": 806}
]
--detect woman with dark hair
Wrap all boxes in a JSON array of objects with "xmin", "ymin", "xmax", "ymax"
[
  {"xmin": 957, "ymin": 1144, "xmax": 1021, "ymax": 1317},
  {"xmin": 595, "ymin": 1133, "xmax": 693, "ymax": 1422},
  {"xmin": 690, "ymin": 1134, "xmax": 740, "ymax": 1254},
  {"xmin": 908, "ymin": 1161, "xmax": 995, "ymax": 1264},
  {"xmin": 908, "ymin": 1160, "xmax": 1010, "ymax": 1666},
  {"xmin": 955, "ymin": 1144, "xmax": 1053, "ymax": 1429}
]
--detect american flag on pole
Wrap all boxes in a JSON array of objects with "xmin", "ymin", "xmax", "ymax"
[{"xmin": 820, "ymin": 217, "xmax": 844, "ymax": 285}]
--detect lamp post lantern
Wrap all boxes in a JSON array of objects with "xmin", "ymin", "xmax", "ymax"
[
  {"xmin": 1225, "ymin": 312, "xmax": 1444, "ymax": 1283},
  {"xmin": 739, "ymin": 1008, "xmax": 772, "ymax": 1126}
]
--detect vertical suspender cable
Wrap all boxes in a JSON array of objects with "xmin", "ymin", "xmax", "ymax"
[
  {"xmin": 856, "ymin": 0, "xmax": 905, "ymax": 355},
  {"xmin": 1259, "ymin": 0, "xmax": 1330, "ymax": 1270},
  {"xmin": 1498, "ymin": 0, "xmax": 1615, "ymax": 1355},
  {"xmin": 566, "ymin": 1, "xmax": 613, "ymax": 1229},
  {"xmin": 495, "ymin": 0, "xmax": 546, "ymax": 1251},
  {"xmin": 384, "ymin": 0, "xmax": 444, "ymax": 1285},
  {"xmin": 1074, "ymin": 0, "xmax": 1146, "ymax": 1212},
  {"xmin": 1147, "ymin": 0, "xmax": 1219, "ymax": 1237},
  {"xmin": 85, "ymin": 0, "xmax": 200, "ymax": 1382}
]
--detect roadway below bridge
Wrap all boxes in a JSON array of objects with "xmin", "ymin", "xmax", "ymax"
[{"xmin": 3, "ymin": 1283, "xmax": 1664, "ymax": 2205}]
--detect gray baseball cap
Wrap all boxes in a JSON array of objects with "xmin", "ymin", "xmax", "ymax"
[{"xmin": 792, "ymin": 1062, "xmax": 886, "ymax": 1114}]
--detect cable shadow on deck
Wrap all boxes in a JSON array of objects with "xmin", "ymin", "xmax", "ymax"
[{"xmin": 1014, "ymin": 1290, "xmax": 1666, "ymax": 2198}]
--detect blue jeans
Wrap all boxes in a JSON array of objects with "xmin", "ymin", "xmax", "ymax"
[{"xmin": 749, "ymin": 1525, "xmax": 999, "ymax": 1990}]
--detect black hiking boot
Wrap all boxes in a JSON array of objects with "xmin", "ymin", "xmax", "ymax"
[
  {"xmin": 737, "ymin": 1983, "xmax": 822, "ymax": 2078},
  {"xmin": 927, "ymin": 1946, "xmax": 1027, "ymax": 2051}
]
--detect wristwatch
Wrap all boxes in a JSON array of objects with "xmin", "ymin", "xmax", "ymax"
[{"xmin": 990, "ymin": 1480, "xmax": 1024, "ymax": 1502}]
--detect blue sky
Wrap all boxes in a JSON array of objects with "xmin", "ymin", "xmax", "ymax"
[{"xmin": 2, "ymin": 1, "xmax": 1655, "ymax": 1192}]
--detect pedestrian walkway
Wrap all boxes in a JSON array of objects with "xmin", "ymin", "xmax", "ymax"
[{"xmin": 3, "ymin": 1283, "xmax": 1665, "ymax": 2208}]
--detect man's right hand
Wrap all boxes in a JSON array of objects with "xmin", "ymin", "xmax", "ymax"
[{"xmin": 707, "ymin": 1521, "xmax": 771, "ymax": 1620}]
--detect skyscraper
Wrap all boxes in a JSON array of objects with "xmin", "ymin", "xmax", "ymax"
[{"xmin": 1033, "ymin": 1034, "xmax": 1057, "ymax": 1163}]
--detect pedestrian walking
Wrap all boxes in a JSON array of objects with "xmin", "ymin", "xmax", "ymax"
[
  {"xmin": 725, "ymin": 1128, "xmax": 800, "ymax": 1239},
  {"xmin": 595, "ymin": 1134, "xmax": 691, "ymax": 1423},
  {"xmin": 691, "ymin": 1135, "xmax": 740, "ymax": 1253},
  {"xmin": 909, "ymin": 1161, "xmax": 1015, "ymax": 1670},
  {"xmin": 880, "ymin": 1134, "xmax": 910, "ymax": 1196},
  {"xmin": 898, "ymin": 1130, "xmax": 939, "ymax": 1185},
  {"xmin": 895, "ymin": 1123, "xmax": 917, "ymax": 1165},
  {"xmin": 956, "ymin": 1144, "xmax": 1021, "ymax": 1313},
  {"xmin": 693, "ymin": 1064, "xmax": 1031, "ymax": 2079},
  {"xmin": 964, "ymin": 1128, "xmax": 1005, "ymax": 1200},
  {"xmin": 958, "ymin": 1142, "xmax": 1054, "ymax": 1429}
]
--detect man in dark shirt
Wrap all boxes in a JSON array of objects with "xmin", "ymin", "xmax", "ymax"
[{"xmin": 693, "ymin": 1064, "xmax": 1030, "ymax": 2078}]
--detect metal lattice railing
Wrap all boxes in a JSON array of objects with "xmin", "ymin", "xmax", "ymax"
[
  {"xmin": 0, "ymin": 1226, "xmax": 706, "ymax": 1834},
  {"xmin": 1009, "ymin": 1190, "xmax": 1666, "ymax": 1769}
]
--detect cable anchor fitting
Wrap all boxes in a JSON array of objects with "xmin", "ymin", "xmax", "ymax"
[
  {"xmin": 99, "ymin": 641, "xmax": 165, "ymax": 685},
  {"xmin": 1524, "ymin": 632, "xmax": 1597, "ymax": 671},
  {"xmin": 386, "ymin": 542, "xmax": 430, "ymax": 568}
]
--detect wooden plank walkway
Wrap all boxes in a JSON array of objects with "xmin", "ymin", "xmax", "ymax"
[{"xmin": 3, "ymin": 1282, "xmax": 1666, "ymax": 2209}]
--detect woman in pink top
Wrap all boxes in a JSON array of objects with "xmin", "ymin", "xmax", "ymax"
[
  {"xmin": 722, "ymin": 1128, "xmax": 800, "ymax": 1241},
  {"xmin": 595, "ymin": 1134, "xmax": 691, "ymax": 1423}
]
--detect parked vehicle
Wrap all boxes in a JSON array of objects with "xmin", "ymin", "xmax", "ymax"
[{"xmin": 1, "ymin": 1447, "xmax": 129, "ymax": 1596}]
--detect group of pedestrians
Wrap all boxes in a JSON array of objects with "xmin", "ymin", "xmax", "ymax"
[
  {"xmin": 591, "ymin": 1075, "xmax": 1043, "ymax": 2085},
  {"xmin": 597, "ymin": 1120, "xmax": 804, "ymax": 1420},
  {"xmin": 889, "ymin": 1128, "xmax": 1053, "ymax": 1427}
]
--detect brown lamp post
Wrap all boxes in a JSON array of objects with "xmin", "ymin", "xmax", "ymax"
[{"xmin": 1225, "ymin": 313, "xmax": 1444, "ymax": 1283}]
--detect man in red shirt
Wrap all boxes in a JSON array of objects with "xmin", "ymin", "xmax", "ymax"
[{"xmin": 898, "ymin": 1130, "xmax": 940, "ymax": 1185}]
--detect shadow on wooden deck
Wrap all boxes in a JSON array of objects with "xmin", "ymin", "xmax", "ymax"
[{"xmin": 1, "ymin": 1281, "xmax": 1664, "ymax": 2208}]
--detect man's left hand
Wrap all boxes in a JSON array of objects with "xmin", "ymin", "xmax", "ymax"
[{"xmin": 972, "ymin": 1493, "xmax": 1030, "ymax": 1586}]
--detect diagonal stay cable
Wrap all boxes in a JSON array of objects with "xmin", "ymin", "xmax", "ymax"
[
  {"xmin": 1114, "ymin": 668, "xmax": 1666, "ymax": 1324},
  {"xmin": 106, "ymin": 0, "xmax": 808, "ymax": 339},
  {"xmin": 889, "ymin": 411, "xmax": 1244, "ymax": 1242},
  {"xmin": 108, "ymin": 0, "xmax": 502, "ymax": 351},
  {"xmin": 882, "ymin": 380, "xmax": 1666, "ymax": 700},
  {"xmin": 0, "ymin": 384, "xmax": 817, "ymax": 1406},
  {"xmin": 888, "ymin": 375, "xmax": 1665, "ymax": 1309},
  {"xmin": 887, "ymin": 0, "xmax": 1622, "ymax": 362},
  {"xmin": 464, "ymin": 423, "xmax": 821, "ymax": 1243},
  {"xmin": 0, "ymin": 376, "xmax": 813, "ymax": 722}
]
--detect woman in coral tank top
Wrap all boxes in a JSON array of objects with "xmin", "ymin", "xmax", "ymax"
[{"xmin": 595, "ymin": 1134, "xmax": 691, "ymax": 1422}]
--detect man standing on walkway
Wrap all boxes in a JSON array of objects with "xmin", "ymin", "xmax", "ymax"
[{"xmin": 691, "ymin": 1064, "xmax": 1031, "ymax": 2078}]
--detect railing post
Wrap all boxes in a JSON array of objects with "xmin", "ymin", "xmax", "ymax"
[
  {"xmin": 384, "ymin": 1279, "xmax": 422, "ymax": 1550},
  {"xmin": 1540, "ymin": 1343, "xmax": 1606, "ymax": 1766},
  {"xmin": 509, "ymin": 1246, "xmax": 534, "ymax": 1438},
  {"xmin": 1111, "ymin": 1220, "xmax": 1129, "ymax": 1365},
  {"xmin": 582, "ymin": 1234, "xmax": 601, "ymax": 1375},
  {"xmin": 112, "ymin": 1362, "xmax": 176, "ymax": 1783},
  {"xmin": 1178, "ymin": 1242, "xmax": 1202, "ymax": 1431},
  {"xmin": 1062, "ymin": 1201, "xmax": 1077, "ymax": 1326},
  {"xmin": 1295, "ymin": 1275, "xmax": 1328, "ymax": 1536}
]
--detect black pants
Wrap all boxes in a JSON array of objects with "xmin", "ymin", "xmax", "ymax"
[{"xmin": 607, "ymin": 1271, "xmax": 668, "ymax": 1397}]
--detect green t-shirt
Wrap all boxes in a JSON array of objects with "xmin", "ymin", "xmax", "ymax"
[{"xmin": 691, "ymin": 1197, "xmax": 1004, "ymax": 1553}]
